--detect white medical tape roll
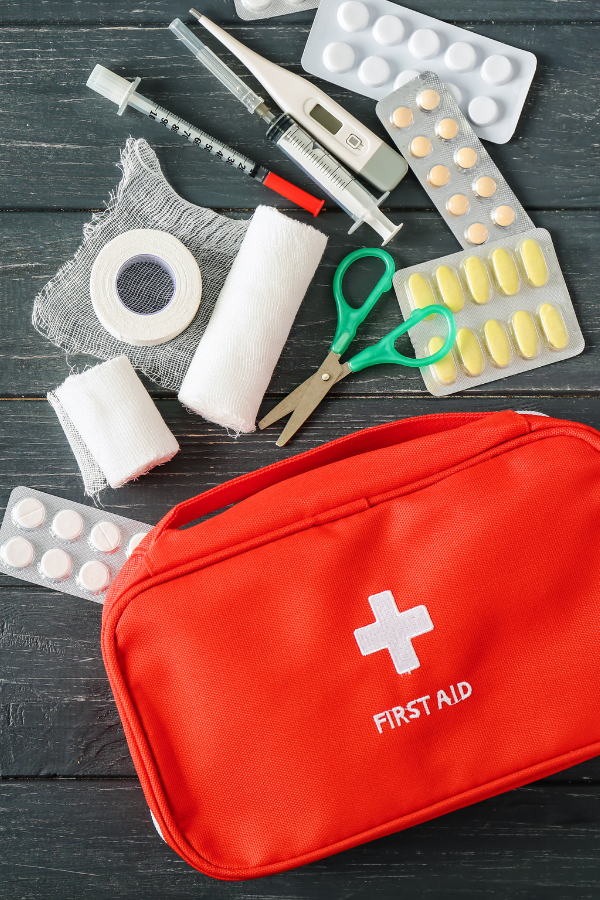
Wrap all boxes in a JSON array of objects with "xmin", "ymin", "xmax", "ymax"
[
  {"xmin": 90, "ymin": 229, "xmax": 202, "ymax": 347},
  {"xmin": 178, "ymin": 206, "xmax": 328, "ymax": 433},
  {"xmin": 48, "ymin": 356, "xmax": 179, "ymax": 494}
]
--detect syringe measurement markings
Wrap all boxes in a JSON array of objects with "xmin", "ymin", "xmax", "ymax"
[
  {"xmin": 144, "ymin": 100, "xmax": 254, "ymax": 172},
  {"xmin": 287, "ymin": 137, "xmax": 351, "ymax": 187},
  {"xmin": 285, "ymin": 129, "xmax": 353, "ymax": 189}
]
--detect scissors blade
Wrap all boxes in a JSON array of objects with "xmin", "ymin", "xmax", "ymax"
[
  {"xmin": 276, "ymin": 354, "xmax": 350, "ymax": 447},
  {"xmin": 258, "ymin": 373, "xmax": 315, "ymax": 430},
  {"xmin": 259, "ymin": 365, "xmax": 348, "ymax": 431}
]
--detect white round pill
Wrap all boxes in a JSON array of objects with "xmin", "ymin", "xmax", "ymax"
[
  {"xmin": 444, "ymin": 41, "xmax": 476, "ymax": 72},
  {"xmin": 242, "ymin": 0, "xmax": 271, "ymax": 10},
  {"xmin": 394, "ymin": 69, "xmax": 419, "ymax": 91},
  {"xmin": 89, "ymin": 521, "xmax": 122, "ymax": 554},
  {"xmin": 40, "ymin": 548, "xmax": 72, "ymax": 581},
  {"xmin": 12, "ymin": 497, "xmax": 45, "ymax": 530},
  {"xmin": 408, "ymin": 29, "xmax": 440, "ymax": 60},
  {"xmin": 77, "ymin": 560, "xmax": 111, "ymax": 594},
  {"xmin": 337, "ymin": 1, "xmax": 369, "ymax": 33},
  {"xmin": 1, "ymin": 537, "xmax": 34, "ymax": 569},
  {"xmin": 52, "ymin": 509, "xmax": 84, "ymax": 542},
  {"xmin": 372, "ymin": 15, "xmax": 404, "ymax": 46},
  {"xmin": 127, "ymin": 532, "xmax": 149, "ymax": 557},
  {"xmin": 358, "ymin": 56, "xmax": 390, "ymax": 87},
  {"xmin": 481, "ymin": 54, "xmax": 513, "ymax": 86},
  {"xmin": 323, "ymin": 41, "xmax": 355, "ymax": 73},
  {"xmin": 468, "ymin": 95, "xmax": 499, "ymax": 126},
  {"xmin": 444, "ymin": 82, "xmax": 463, "ymax": 105}
]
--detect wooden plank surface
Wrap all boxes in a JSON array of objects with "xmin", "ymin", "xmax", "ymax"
[
  {"xmin": 3, "ymin": 1, "xmax": 600, "ymax": 24},
  {"xmin": 2, "ymin": 781, "xmax": 600, "ymax": 899},
  {"xmin": 2, "ymin": 0, "xmax": 600, "ymax": 895}
]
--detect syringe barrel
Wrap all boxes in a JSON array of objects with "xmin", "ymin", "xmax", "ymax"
[{"xmin": 265, "ymin": 114, "xmax": 401, "ymax": 244}]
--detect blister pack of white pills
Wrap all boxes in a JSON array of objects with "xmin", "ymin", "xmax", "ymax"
[
  {"xmin": 376, "ymin": 73, "xmax": 534, "ymax": 251},
  {"xmin": 0, "ymin": 487, "xmax": 152, "ymax": 604},
  {"xmin": 234, "ymin": 0, "xmax": 318, "ymax": 22},
  {"xmin": 393, "ymin": 228, "xmax": 584, "ymax": 397},
  {"xmin": 301, "ymin": 0, "xmax": 536, "ymax": 143}
]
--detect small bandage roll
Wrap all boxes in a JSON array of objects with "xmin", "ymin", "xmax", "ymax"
[{"xmin": 48, "ymin": 356, "xmax": 179, "ymax": 494}]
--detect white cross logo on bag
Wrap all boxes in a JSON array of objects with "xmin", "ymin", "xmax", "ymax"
[{"xmin": 354, "ymin": 591, "xmax": 434, "ymax": 675}]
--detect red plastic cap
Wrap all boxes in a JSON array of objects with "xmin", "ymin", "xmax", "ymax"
[{"xmin": 263, "ymin": 170, "xmax": 325, "ymax": 217}]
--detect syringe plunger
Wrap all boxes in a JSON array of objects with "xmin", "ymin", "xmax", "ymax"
[{"xmin": 87, "ymin": 65, "xmax": 140, "ymax": 115}]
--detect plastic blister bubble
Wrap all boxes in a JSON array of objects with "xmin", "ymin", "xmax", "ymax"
[
  {"xmin": 377, "ymin": 73, "xmax": 535, "ymax": 250},
  {"xmin": 302, "ymin": 0, "xmax": 536, "ymax": 143},
  {"xmin": 392, "ymin": 228, "xmax": 585, "ymax": 397},
  {"xmin": 234, "ymin": 0, "xmax": 318, "ymax": 23},
  {"xmin": 0, "ymin": 487, "xmax": 152, "ymax": 604}
]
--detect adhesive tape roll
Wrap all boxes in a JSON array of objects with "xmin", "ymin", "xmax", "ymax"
[{"xmin": 90, "ymin": 229, "xmax": 202, "ymax": 347}]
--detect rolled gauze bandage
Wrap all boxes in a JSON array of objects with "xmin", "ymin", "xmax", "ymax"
[
  {"xmin": 48, "ymin": 356, "xmax": 179, "ymax": 495},
  {"xmin": 178, "ymin": 206, "xmax": 328, "ymax": 432}
]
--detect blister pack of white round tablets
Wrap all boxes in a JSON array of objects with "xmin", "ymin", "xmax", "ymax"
[
  {"xmin": 392, "ymin": 228, "xmax": 584, "ymax": 397},
  {"xmin": 234, "ymin": 0, "xmax": 318, "ymax": 22},
  {"xmin": 0, "ymin": 486, "xmax": 152, "ymax": 604},
  {"xmin": 301, "ymin": 0, "xmax": 537, "ymax": 143},
  {"xmin": 376, "ymin": 73, "xmax": 534, "ymax": 251}
]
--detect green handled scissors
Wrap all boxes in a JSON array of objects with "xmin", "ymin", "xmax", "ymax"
[{"xmin": 259, "ymin": 248, "xmax": 456, "ymax": 447}]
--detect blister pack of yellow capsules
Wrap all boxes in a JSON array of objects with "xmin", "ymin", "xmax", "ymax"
[{"xmin": 393, "ymin": 228, "xmax": 584, "ymax": 396}]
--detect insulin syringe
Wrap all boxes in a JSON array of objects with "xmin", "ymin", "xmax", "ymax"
[
  {"xmin": 170, "ymin": 18, "xmax": 403, "ymax": 246},
  {"xmin": 86, "ymin": 65, "xmax": 324, "ymax": 217}
]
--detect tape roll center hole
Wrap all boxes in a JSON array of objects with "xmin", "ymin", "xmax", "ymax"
[{"xmin": 116, "ymin": 255, "xmax": 177, "ymax": 316}]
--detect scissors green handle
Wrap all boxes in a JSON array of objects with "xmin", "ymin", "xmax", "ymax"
[
  {"xmin": 348, "ymin": 304, "xmax": 456, "ymax": 372},
  {"xmin": 331, "ymin": 248, "xmax": 395, "ymax": 354}
]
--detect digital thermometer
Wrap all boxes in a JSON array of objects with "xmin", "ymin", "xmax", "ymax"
[{"xmin": 190, "ymin": 12, "xmax": 408, "ymax": 193}]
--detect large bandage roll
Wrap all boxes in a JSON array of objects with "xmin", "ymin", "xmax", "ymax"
[{"xmin": 178, "ymin": 206, "xmax": 327, "ymax": 433}]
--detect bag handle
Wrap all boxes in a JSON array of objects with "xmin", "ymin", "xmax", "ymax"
[{"xmin": 154, "ymin": 412, "xmax": 492, "ymax": 537}]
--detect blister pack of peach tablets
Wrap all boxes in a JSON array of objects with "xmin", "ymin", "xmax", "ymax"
[
  {"xmin": 376, "ymin": 72, "xmax": 534, "ymax": 250},
  {"xmin": 393, "ymin": 229, "xmax": 584, "ymax": 396}
]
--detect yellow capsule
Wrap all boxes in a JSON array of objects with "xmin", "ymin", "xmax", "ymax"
[
  {"xmin": 483, "ymin": 319, "xmax": 511, "ymax": 367},
  {"xmin": 539, "ymin": 303, "xmax": 568, "ymax": 350},
  {"xmin": 456, "ymin": 328, "xmax": 484, "ymax": 376},
  {"xmin": 407, "ymin": 272, "xmax": 435, "ymax": 310},
  {"xmin": 428, "ymin": 335, "xmax": 456, "ymax": 385},
  {"xmin": 519, "ymin": 239, "xmax": 549, "ymax": 287},
  {"xmin": 463, "ymin": 256, "xmax": 490, "ymax": 304},
  {"xmin": 491, "ymin": 247, "xmax": 520, "ymax": 296},
  {"xmin": 434, "ymin": 265, "xmax": 464, "ymax": 312},
  {"xmin": 512, "ymin": 310, "xmax": 538, "ymax": 359}
]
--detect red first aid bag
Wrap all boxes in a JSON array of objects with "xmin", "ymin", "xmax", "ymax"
[{"xmin": 102, "ymin": 410, "xmax": 600, "ymax": 880}]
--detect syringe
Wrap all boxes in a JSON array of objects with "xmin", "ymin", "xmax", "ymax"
[
  {"xmin": 86, "ymin": 65, "xmax": 324, "ymax": 217},
  {"xmin": 170, "ymin": 18, "xmax": 403, "ymax": 246}
]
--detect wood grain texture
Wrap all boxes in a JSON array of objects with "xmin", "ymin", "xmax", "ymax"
[
  {"xmin": 0, "ymin": 24, "xmax": 598, "ymax": 210},
  {"xmin": 3, "ymin": 210, "xmax": 599, "ymax": 397},
  {"xmin": 2, "ymin": 780, "xmax": 600, "ymax": 899},
  {"xmin": 1, "ymin": 0, "xmax": 600, "ymax": 893},
  {"xmin": 3, "ymin": 0, "xmax": 600, "ymax": 24}
]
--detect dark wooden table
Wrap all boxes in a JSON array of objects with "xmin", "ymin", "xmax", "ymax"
[{"xmin": 2, "ymin": 1, "xmax": 600, "ymax": 897}]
